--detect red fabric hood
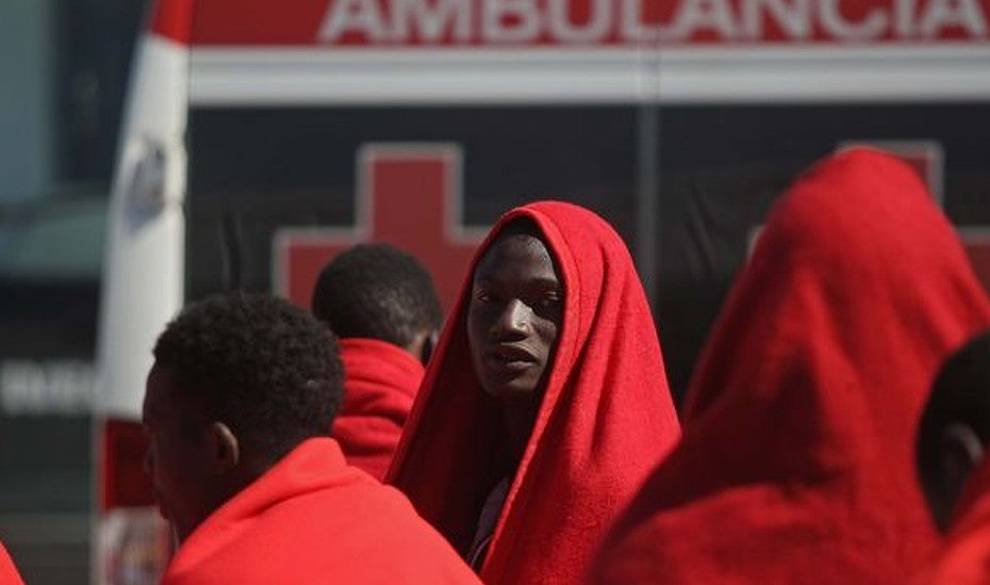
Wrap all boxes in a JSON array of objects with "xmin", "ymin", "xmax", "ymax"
[
  {"xmin": 0, "ymin": 542, "xmax": 24, "ymax": 585},
  {"xmin": 593, "ymin": 148, "xmax": 990, "ymax": 584},
  {"xmin": 162, "ymin": 437, "xmax": 480, "ymax": 585},
  {"xmin": 922, "ymin": 456, "xmax": 990, "ymax": 584},
  {"xmin": 387, "ymin": 201, "xmax": 681, "ymax": 585},
  {"xmin": 333, "ymin": 337, "xmax": 424, "ymax": 480}
]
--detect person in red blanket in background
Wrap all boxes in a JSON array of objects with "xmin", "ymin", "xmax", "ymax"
[
  {"xmin": 143, "ymin": 292, "xmax": 480, "ymax": 585},
  {"xmin": 0, "ymin": 542, "xmax": 24, "ymax": 585},
  {"xmin": 388, "ymin": 201, "xmax": 681, "ymax": 585},
  {"xmin": 591, "ymin": 148, "xmax": 990, "ymax": 585},
  {"xmin": 312, "ymin": 244, "xmax": 442, "ymax": 480},
  {"xmin": 916, "ymin": 330, "xmax": 990, "ymax": 584}
]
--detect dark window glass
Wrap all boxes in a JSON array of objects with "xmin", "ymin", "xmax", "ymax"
[
  {"xmin": 186, "ymin": 106, "xmax": 641, "ymax": 301},
  {"xmin": 657, "ymin": 102, "xmax": 990, "ymax": 397}
]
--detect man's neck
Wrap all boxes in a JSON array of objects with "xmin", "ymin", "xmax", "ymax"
[{"xmin": 498, "ymin": 398, "xmax": 539, "ymax": 478}]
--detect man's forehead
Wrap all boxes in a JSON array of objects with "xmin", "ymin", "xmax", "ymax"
[
  {"xmin": 143, "ymin": 363, "xmax": 170, "ymax": 414},
  {"xmin": 146, "ymin": 363, "xmax": 189, "ymax": 410},
  {"xmin": 475, "ymin": 234, "xmax": 559, "ymax": 283},
  {"xmin": 145, "ymin": 364, "xmax": 211, "ymax": 429}
]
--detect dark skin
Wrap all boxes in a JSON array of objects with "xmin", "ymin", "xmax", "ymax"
[
  {"xmin": 921, "ymin": 422, "xmax": 986, "ymax": 532},
  {"xmin": 142, "ymin": 363, "xmax": 273, "ymax": 543},
  {"xmin": 467, "ymin": 227, "xmax": 563, "ymax": 475},
  {"xmin": 404, "ymin": 328, "xmax": 439, "ymax": 366}
]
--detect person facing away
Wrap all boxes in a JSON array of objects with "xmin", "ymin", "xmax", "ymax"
[
  {"xmin": 387, "ymin": 201, "xmax": 682, "ymax": 585},
  {"xmin": 312, "ymin": 244, "xmax": 442, "ymax": 480},
  {"xmin": 142, "ymin": 292, "xmax": 481, "ymax": 585},
  {"xmin": 916, "ymin": 330, "xmax": 990, "ymax": 584},
  {"xmin": 591, "ymin": 148, "xmax": 990, "ymax": 585}
]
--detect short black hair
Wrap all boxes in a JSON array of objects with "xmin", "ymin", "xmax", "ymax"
[
  {"xmin": 918, "ymin": 330, "xmax": 990, "ymax": 477},
  {"xmin": 311, "ymin": 244, "xmax": 442, "ymax": 347},
  {"xmin": 153, "ymin": 292, "xmax": 342, "ymax": 460}
]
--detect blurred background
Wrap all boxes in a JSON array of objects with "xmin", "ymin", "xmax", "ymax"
[
  {"xmin": 1, "ymin": 0, "xmax": 989, "ymax": 583},
  {"xmin": 1, "ymin": 1, "xmax": 144, "ymax": 583}
]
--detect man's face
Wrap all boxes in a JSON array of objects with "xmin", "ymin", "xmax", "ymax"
[
  {"xmin": 467, "ymin": 232, "xmax": 563, "ymax": 401},
  {"xmin": 142, "ymin": 363, "xmax": 214, "ymax": 542}
]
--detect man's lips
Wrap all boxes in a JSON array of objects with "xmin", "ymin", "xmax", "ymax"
[{"xmin": 483, "ymin": 345, "xmax": 539, "ymax": 374}]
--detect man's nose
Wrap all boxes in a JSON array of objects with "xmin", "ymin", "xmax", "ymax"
[{"xmin": 492, "ymin": 299, "xmax": 530, "ymax": 338}]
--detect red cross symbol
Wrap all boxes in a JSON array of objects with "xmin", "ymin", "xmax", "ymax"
[{"xmin": 273, "ymin": 143, "xmax": 487, "ymax": 311}]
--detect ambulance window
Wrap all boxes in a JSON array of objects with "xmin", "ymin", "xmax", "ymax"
[
  {"xmin": 654, "ymin": 102, "xmax": 990, "ymax": 397},
  {"xmin": 185, "ymin": 106, "xmax": 642, "ymax": 303}
]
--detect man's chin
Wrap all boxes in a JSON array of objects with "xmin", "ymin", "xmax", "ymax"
[{"xmin": 484, "ymin": 382, "xmax": 541, "ymax": 403}]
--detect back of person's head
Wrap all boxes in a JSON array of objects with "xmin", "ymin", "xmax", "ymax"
[
  {"xmin": 311, "ymin": 244, "xmax": 442, "ymax": 361},
  {"xmin": 918, "ymin": 330, "xmax": 990, "ymax": 531},
  {"xmin": 153, "ymin": 291, "xmax": 343, "ymax": 461}
]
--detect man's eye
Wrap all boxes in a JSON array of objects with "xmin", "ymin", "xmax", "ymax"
[
  {"xmin": 475, "ymin": 290, "xmax": 494, "ymax": 303},
  {"xmin": 536, "ymin": 295, "xmax": 562, "ymax": 309}
]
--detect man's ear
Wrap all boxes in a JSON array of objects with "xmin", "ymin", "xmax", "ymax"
[
  {"xmin": 207, "ymin": 421, "xmax": 240, "ymax": 474},
  {"xmin": 943, "ymin": 423, "xmax": 985, "ymax": 476},
  {"xmin": 937, "ymin": 423, "xmax": 986, "ymax": 524},
  {"xmin": 420, "ymin": 329, "xmax": 439, "ymax": 365},
  {"xmin": 406, "ymin": 329, "xmax": 439, "ymax": 365}
]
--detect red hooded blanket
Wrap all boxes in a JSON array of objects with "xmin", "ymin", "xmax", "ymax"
[
  {"xmin": 922, "ymin": 456, "xmax": 990, "ymax": 584},
  {"xmin": 592, "ymin": 148, "xmax": 990, "ymax": 584},
  {"xmin": 161, "ymin": 437, "xmax": 481, "ymax": 585},
  {"xmin": 387, "ymin": 201, "xmax": 681, "ymax": 585},
  {"xmin": 0, "ymin": 543, "xmax": 24, "ymax": 585},
  {"xmin": 333, "ymin": 337, "xmax": 424, "ymax": 480}
]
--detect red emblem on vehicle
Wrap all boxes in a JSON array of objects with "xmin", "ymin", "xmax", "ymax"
[{"xmin": 274, "ymin": 143, "xmax": 487, "ymax": 310}]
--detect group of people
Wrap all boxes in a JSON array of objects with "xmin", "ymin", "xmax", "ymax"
[{"xmin": 2, "ymin": 147, "xmax": 990, "ymax": 584}]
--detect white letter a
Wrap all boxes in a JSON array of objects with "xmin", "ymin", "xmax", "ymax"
[{"xmin": 320, "ymin": 0, "xmax": 388, "ymax": 43}]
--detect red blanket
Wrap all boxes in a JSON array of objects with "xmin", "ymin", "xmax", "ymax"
[
  {"xmin": 593, "ymin": 148, "xmax": 990, "ymax": 584},
  {"xmin": 161, "ymin": 437, "xmax": 480, "ymax": 585},
  {"xmin": 333, "ymin": 337, "xmax": 424, "ymax": 481},
  {"xmin": 922, "ymin": 457, "xmax": 990, "ymax": 584},
  {"xmin": 0, "ymin": 543, "xmax": 23, "ymax": 585},
  {"xmin": 388, "ymin": 201, "xmax": 681, "ymax": 585}
]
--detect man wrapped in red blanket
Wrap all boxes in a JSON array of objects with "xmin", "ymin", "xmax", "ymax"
[
  {"xmin": 389, "ymin": 202, "xmax": 682, "ymax": 585},
  {"xmin": 593, "ymin": 148, "xmax": 990, "ymax": 585},
  {"xmin": 143, "ymin": 292, "xmax": 479, "ymax": 585},
  {"xmin": 312, "ymin": 244, "xmax": 442, "ymax": 480}
]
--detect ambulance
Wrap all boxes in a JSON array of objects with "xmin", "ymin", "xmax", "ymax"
[{"xmin": 94, "ymin": 0, "xmax": 990, "ymax": 582}]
